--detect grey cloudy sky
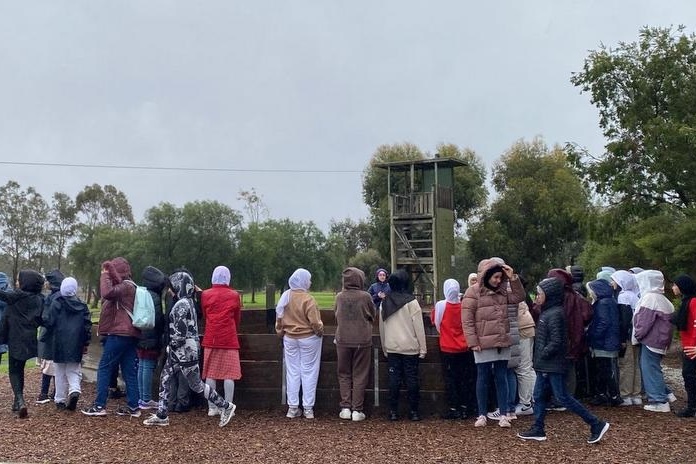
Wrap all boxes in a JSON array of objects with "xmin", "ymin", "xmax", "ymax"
[{"xmin": 1, "ymin": 1, "xmax": 695, "ymax": 229}]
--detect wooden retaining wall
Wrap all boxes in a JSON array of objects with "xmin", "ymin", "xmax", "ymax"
[{"xmin": 84, "ymin": 309, "xmax": 447, "ymax": 413}]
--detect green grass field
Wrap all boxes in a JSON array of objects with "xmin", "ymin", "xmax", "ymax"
[{"xmin": 241, "ymin": 291, "xmax": 336, "ymax": 309}]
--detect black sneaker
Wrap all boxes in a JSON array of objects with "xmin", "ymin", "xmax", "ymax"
[
  {"xmin": 81, "ymin": 404, "xmax": 107, "ymax": 416},
  {"xmin": 609, "ymin": 396, "xmax": 623, "ymax": 407},
  {"xmin": 408, "ymin": 410, "xmax": 421, "ymax": 421},
  {"xmin": 35, "ymin": 394, "xmax": 51, "ymax": 405},
  {"xmin": 56, "ymin": 402, "xmax": 67, "ymax": 411},
  {"xmin": 588, "ymin": 421, "xmax": 610, "ymax": 444},
  {"xmin": 67, "ymin": 392, "xmax": 80, "ymax": 411},
  {"xmin": 517, "ymin": 428, "xmax": 547, "ymax": 441},
  {"xmin": 676, "ymin": 408, "xmax": 696, "ymax": 418},
  {"xmin": 388, "ymin": 410, "xmax": 399, "ymax": 421},
  {"xmin": 115, "ymin": 405, "xmax": 141, "ymax": 418},
  {"xmin": 442, "ymin": 408, "xmax": 461, "ymax": 420}
]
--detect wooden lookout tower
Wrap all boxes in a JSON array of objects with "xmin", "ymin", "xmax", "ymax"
[{"xmin": 376, "ymin": 158, "xmax": 465, "ymax": 306}]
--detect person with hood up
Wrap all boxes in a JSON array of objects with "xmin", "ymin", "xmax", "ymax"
[
  {"xmin": 136, "ymin": 266, "xmax": 168, "ymax": 410},
  {"xmin": 201, "ymin": 265, "xmax": 243, "ymax": 417},
  {"xmin": 43, "ymin": 277, "xmax": 92, "ymax": 411},
  {"xmin": 461, "ymin": 258, "xmax": 525, "ymax": 428},
  {"xmin": 368, "ymin": 268, "xmax": 391, "ymax": 310},
  {"xmin": 596, "ymin": 267, "xmax": 616, "ymax": 283},
  {"xmin": 335, "ymin": 267, "xmax": 375, "ymax": 422},
  {"xmin": 431, "ymin": 278, "xmax": 476, "ymax": 420},
  {"xmin": 586, "ymin": 279, "xmax": 622, "ymax": 406},
  {"xmin": 467, "ymin": 273, "xmax": 478, "ymax": 288},
  {"xmin": 569, "ymin": 265, "xmax": 587, "ymax": 298},
  {"xmin": 143, "ymin": 271, "xmax": 236, "ymax": 427},
  {"xmin": 633, "ymin": 270, "xmax": 675, "ymax": 413},
  {"xmin": 36, "ymin": 269, "xmax": 64, "ymax": 404},
  {"xmin": 379, "ymin": 269, "xmax": 427, "ymax": 421},
  {"xmin": 82, "ymin": 257, "xmax": 141, "ymax": 417},
  {"xmin": 610, "ymin": 270, "xmax": 642, "ymax": 406},
  {"xmin": 0, "ymin": 272, "xmax": 10, "ymax": 364},
  {"xmin": 276, "ymin": 268, "xmax": 324, "ymax": 419},
  {"xmin": 518, "ymin": 277, "xmax": 610, "ymax": 444},
  {"xmin": 0, "ymin": 269, "xmax": 45, "ymax": 418},
  {"xmin": 671, "ymin": 275, "xmax": 696, "ymax": 417}
]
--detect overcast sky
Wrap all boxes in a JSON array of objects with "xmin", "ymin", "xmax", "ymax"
[{"xmin": 1, "ymin": 1, "xmax": 695, "ymax": 229}]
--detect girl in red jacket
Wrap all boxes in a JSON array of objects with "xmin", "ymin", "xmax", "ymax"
[
  {"xmin": 673, "ymin": 275, "xmax": 696, "ymax": 418},
  {"xmin": 201, "ymin": 266, "xmax": 242, "ymax": 417}
]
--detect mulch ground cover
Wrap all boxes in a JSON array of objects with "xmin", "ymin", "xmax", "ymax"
[{"xmin": 1, "ymin": 355, "xmax": 695, "ymax": 464}]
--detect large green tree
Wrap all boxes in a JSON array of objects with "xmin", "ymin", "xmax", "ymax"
[
  {"xmin": 468, "ymin": 139, "xmax": 590, "ymax": 282},
  {"xmin": 570, "ymin": 26, "xmax": 696, "ymax": 214}
]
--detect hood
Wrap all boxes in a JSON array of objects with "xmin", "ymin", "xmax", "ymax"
[
  {"xmin": 636, "ymin": 270, "xmax": 665, "ymax": 295},
  {"xmin": 381, "ymin": 269, "xmax": 415, "ymax": 320},
  {"xmin": 142, "ymin": 266, "xmax": 169, "ymax": 293},
  {"xmin": 107, "ymin": 257, "xmax": 131, "ymax": 281},
  {"xmin": 569, "ymin": 265, "xmax": 584, "ymax": 284},
  {"xmin": 342, "ymin": 267, "xmax": 365, "ymax": 291},
  {"xmin": 62, "ymin": 294, "xmax": 88, "ymax": 313},
  {"xmin": 674, "ymin": 274, "xmax": 696, "ymax": 297},
  {"xmin": 0, "ymin": 272, "xmax": 9, "ymax": 291},
  {"xmin": 60, "ymin": 277, "xmax": 78, "ymax": 297},
  {"xmin": 467, "ymin": 273, "xmax": 477, "ymax": 288},
  {"xmin": 538, "ymin": 277, "xmax": 564, "ymax": 311},
  {"xmin": 288, "ymin": 268, "xmax": 311, "ymax": 291},
  {"xmin": 19, "ymin": 269, "xmax": 45, "ymax": 293},
  {"xmin": 375, "ymin": 268, "xmax": 388, "ymax": 279},
  {"xmin": 547, "ymin": 268, "xmax": 573, "ymax": 289},
  {"xmin": 45, "ymin": 269, "xmax": 65, "ymax": 292},
  {"xmin": 477, "ymin": 258, "xmax": 506, "ymax": 291},
  {"xmin": 211, "ymin": 266, "xmax": 231, "ymax": 286},
  {"xmin": 586, "ymin": 279, "xmax": 614, "ymax": 301},
  {"xmin": 443, "ymin": 279, "xmax": 460, "ymax": 304},
  {"xmin": 596, "ymin": 268, "xmax": 614, "ymax": 282},
  {"xmin": 611, "ymin": 270, "xmax": 640, "ymax": 308},
  {"xmin": 629, "ymin": 267, "xmax": 645, "ymax": 274},
  {"xmin": 169, "ymin": 271, "xmax": 195, "ymax": 300}
]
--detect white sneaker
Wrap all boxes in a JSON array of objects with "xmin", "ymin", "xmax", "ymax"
[
  {"xmin": 143, "ymin": 413, "xmax": 169, "ymax": 426},
  {"xmin": 474, "ymin": 415, "xmax": 487, "ymax": 427},
  {"xmin": 515, "ymin": 403, "xmax": 534, "ymax": 416},
  {"xmin": 507, "ymin": 412, "xmax": 517, "ymax": 420},
  {"xmin": 339, "ymin": 408, "xmax": 352, "ymax": 420},
  {"xmin": 620, "ymin": 398, "xmax": 633, "ymax": 406},
  {"xmin": 303, "ymin": 408, "xmax": 314, "ymax": 419},
  {"xmin": 667, "ymin": 393, "xmax": 677, "ymax": 403},
  {"xmin": 632, "ymin": 396, "xmax": 643, "ymax": 405},
  {"xmin": 499, "ymin": 416, "xmax": 511, "ymax": 428},
  {"xmin": 219, "ymin": 403, "xmax": 236, "ymax": 427},
  {"xmin": 486, "ymin": 409, "xmax": 502, "ymax": 421},
  {"xmin": 351, "ymin": 411, "xmax": 366, "ymax": 422},
  {"xmin": 286, "ymin": 407, "xmax": 302, "ymax": 418},
  {"xmin": 208, "ymin": 405, "xmax": 219, "ymax": 417},
  {"xmin": 643, "ymin": 402, "xmax": 670, "ymax": 413}
]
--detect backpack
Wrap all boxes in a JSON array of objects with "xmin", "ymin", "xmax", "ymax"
[{"xmin": 123, "ymin": 280, "xmax": 155, "ymax": 330}]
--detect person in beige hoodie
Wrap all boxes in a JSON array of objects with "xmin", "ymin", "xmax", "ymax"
[
  {"xmin": 379, "ymin": 269, "xmax": 426, "ymax": 421},
  {"xmin": 275, "ymin": 268, "xmax": 323, "ymax": 419}
]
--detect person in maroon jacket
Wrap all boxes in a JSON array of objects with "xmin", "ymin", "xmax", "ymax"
[
  {"xmin": 201, "ymin": 266, "xmax": 242, "ymax": 417},
  {"xmin": 81, "ymin": 257, "xmax": 142, "ymax": 417}
]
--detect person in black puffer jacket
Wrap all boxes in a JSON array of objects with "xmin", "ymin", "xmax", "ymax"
[
  {"xmin": 0, "ymin": 270, "xmax": 46, "ymax": 418},
  {"xmin": 136, "ymin": 266, "xmax": 169, "ymax": 409},
  {"xmin": 37, "ymin": 269, "xmax": 65, "ymax": 404},
  {"xmin": 518, "ymin": 277, "xmax": 610, "ymax": 444}
]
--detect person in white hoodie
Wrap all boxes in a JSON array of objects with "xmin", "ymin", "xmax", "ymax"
[
  {"xmin": 379, "ymin": 269, "xmax": 426, "ymax": 422},
  {"xmin": 610, "ymin": 270, "xmax": 642, "ymax": 406},
  {"xmin": 633, "ymin": 270, "xmax": 675, "ymax": 412}
]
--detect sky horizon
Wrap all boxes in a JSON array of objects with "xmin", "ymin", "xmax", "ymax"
[{"xmin": 2, "ymin": 1, "xmax": 695, "ymax": 229}]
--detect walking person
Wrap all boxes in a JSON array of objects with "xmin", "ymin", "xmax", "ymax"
[
  {"xmin": 137, "ymin": 266, "xmax": 168, "ymax": 410},
  {"xmin": 43, "ymin": 277, "xmax": 92, "ymax": 411},
  {"xmin": 518, "ymin": 277, "xmax": 610, "ymax": 444},
  {"xmin": 379, "ymin": 269, "xmax": 427, "ymax": 421},
  {"xmin": 0, "ymin": 269, "xmax": 45, "ymax": 418},
  {"xmin": 335, "ymin": 267, "xmax": 375, "ymax": 421},
  {"xmin": 633, "ymin": 270, "xmax": 675, "ymax": 413},
  {"xmin": 431, "ymin": 278, "xmax": 476, "ymax": 419},
  {"xmin": 672, "ymin": 275, "xmax": 696, "ymax": 418},
  {"xmin": 143, "ymin": 270, "xmax": 235, "ymax": 427},
  {"xmin": 201, "ymin": 265, "xmax": 243, "ymax": 417},
  {"xmin": 276, "ymin": 268, "xmax": 324, "ymax": 419}
]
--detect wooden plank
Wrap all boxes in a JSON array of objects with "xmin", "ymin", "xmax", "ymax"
[
  {"xmin": 237, "ymin": 361, "xmax": 282, "ymax": 389},
  {"xmin": 238, "ymin": 334, "xmax": 283, "ymax": 361}
]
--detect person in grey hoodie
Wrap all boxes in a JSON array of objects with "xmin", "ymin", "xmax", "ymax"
[{"xmin": 335, "ymin": 267, "xmax": 375, "ymax": 422}]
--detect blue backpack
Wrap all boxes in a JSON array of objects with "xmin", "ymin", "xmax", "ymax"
[{"xmin": 124, "ymin": 280, "xmax": 155, "ymax": 330}]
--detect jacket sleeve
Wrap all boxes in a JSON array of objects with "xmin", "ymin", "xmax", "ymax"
[
  {"xmin": 633, "ymin": 306, "xmax": 657, "ymax": 341},
  {"xmin": 507, "ymin": 276, "xmax": 526, "ymax": 305},
  {"xmin": 411, "ymin": 302, "xmax": 427, "ymax": 357},
  {"xmin": 0, "ymin": 305, "xmax": 7, "ymax": 345},
  {"xmin": 0, "ymin": 290, "xmax": 22, "ymax": 304},
  {"xmin": 43, "ymin": 299, "xmax": 59, "ymax": 328},
  {"xmin": 99, "ymin": 263, "xmax": 128, "ymax": 301},
  {"xmin": 541, "ymin": 310, "xmax": 564, "ymax": 359},
  {"xmin": 461, "ymin": 287, "xmax": 479, "ymax": 348},
  {"xmin": 305, "ymin": 298, "xmax": 324, "ymax": 336},
  {"xmin": 361, "ymin": 294, "xmax": 375, "ymax": 323},
  {"xmin": 83, "ymin": 307, "xmax": 93, "ymax": 346}
]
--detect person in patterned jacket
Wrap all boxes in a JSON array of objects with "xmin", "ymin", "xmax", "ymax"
[{"xmin": 143, "ymin": 271, "xmax": 235, "ymax": 427}]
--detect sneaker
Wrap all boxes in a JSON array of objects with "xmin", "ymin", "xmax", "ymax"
[
  {"xmin": 352, "ymin": 411, "xmax": 366, "ymax": 422},
  {"xmin": 620, "ymin": 398, "xmax": 633, "ymax": 406},
  {"xmin": 81, "ymin": 404, "xmax": 107, "ymax": 416},
  {"xmin": 676, "ymin": 407, "xmax": 696, "ymax": 418},
  {"xmin": 499, "ymin": 415, "xmax": 511, "ymax": 428},
  {"xmin": 67, "ymin": 392, "xmax": 80, "ymax": 411},
  {"xmin": 474, "ymin": 415, "xmax": 487, "ymax": 427},
  {"xmin": 219, "ymin": 403, "xmax": 236, "ymax": 427},
  {"xmin": 208, "ymin": 405, "xmax": 220, "ymax": 417},
  {"xmin": 631, "ymin": 396, "xmax": 643, "ymax": 405},
  {"xmin": 339, "ymin": 408, "xmax": 352, "ymax": 420},
  {"xmin": 643, "ymin": 402, "xmax": 670, "ymax": 413},
  {"xmin": 486, "ymin": 409, "xmax": 502, "ymax": 421},
  {"xmin": 609, "ymin": 396, "xmax": 624, "ymax": 407},
  {"xmin": 143, "ymin": 413, "xmax": 169, "ymax": 426},
  {"xmin": 388, "ymin": 410, "xmax": 399, "ymax": 421},
  {"xmin": 588, "ymin": 421, "xmax": 610, "ymax": 444},
  {"xmin": 303, "ymin": 408, "xmax": 314, "ymax": 419},
  {"xmin": 517, "ymin": 428, "xmax": 547, "ymax": 441},
  {"xmin": 35, "ymin": 394, "xmax": 51, "ymax": 405},
  {"xmin": 667, "ymin": 392, "xmax": 678, "ymax": 403},
  {"xmin": 115, "ymin": 405, "xmax": 141, "ymax": 418},
  {"xmin": 507, "ymin": 412, "xmax": 517, "ymax": 420},
  {"xmin": 286, "ymin": 406, "xmax": 302, "ymax": 418},
  {"xmin": 56, "ymin": 402, "xmax": 67, "ymax": 411},
  {"xmin": 515, "ymin": 403, "xmax": 534, "ymax": 416},
  {"xmin": 443, "ymin": 408, "xmax": 462, "ymax": 420},
  {"xmin": 408, "ymin": 410, "xmax": 421, "ymax": 421},
  {"xmin": 547, "ymin": 404, "xmax": 567, "ymax": 412}
]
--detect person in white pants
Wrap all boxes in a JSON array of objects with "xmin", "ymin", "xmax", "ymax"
[
  {"xmin": 42, "ymin": 277, "xmax": 92, "ymax": 411},
  {"xmin": 515, "ymin": 301, "xmax": 536, "ymax": 415},
  {"xmin": 276, "ymin": 269, "xmax": 324, "ymax": 419}
]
